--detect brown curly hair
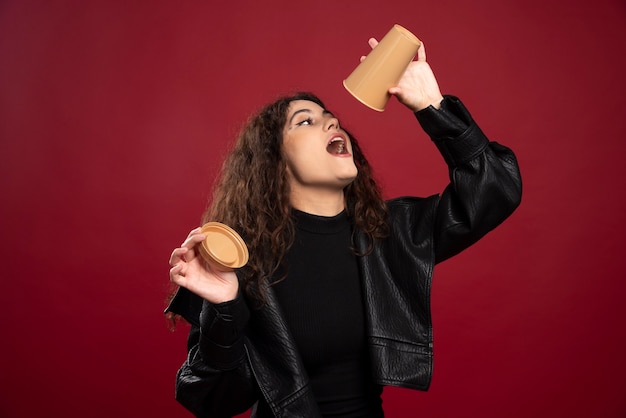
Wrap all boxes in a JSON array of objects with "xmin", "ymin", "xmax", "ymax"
[{"xmin": 201, "ymin": 92, "xmax": 388, "ymax": 307}]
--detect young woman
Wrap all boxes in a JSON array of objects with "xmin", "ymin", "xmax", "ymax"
[{"xmin": 166, "ymin": 39, "xmax": 522, "ymax": 417}]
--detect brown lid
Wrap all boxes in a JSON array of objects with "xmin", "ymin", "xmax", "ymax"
[{"xmin": 198, "ymin": 222, "xmax": 249, "ymax": 271}]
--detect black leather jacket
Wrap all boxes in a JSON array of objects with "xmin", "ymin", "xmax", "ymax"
[{"xmin": 166, "ymin": 96, "xmax": 522, "ymax": 417}]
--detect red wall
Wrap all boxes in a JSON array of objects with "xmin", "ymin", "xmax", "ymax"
[{"xmin": 1, "ymin": 1, "xmax": 625, "ymax": 417}]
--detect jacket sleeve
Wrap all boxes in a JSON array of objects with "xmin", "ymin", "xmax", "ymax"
[
  {"xmin": 170, "ymin": 291, "xmax": 258, "ymax": 417},
  {"xmin": 415, "ymin": 95, "xmax": 522, "ymax": 263}
]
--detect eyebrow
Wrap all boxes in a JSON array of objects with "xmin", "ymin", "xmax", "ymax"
[{"xmin": 288, "ymin": 108, "xmax": 334, "ymax": 125}]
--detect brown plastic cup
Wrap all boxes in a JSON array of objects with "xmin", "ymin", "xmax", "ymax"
[
  {"xmin": 343, "ymin": 24, "xmax": 421, "ymax": 112},
  {"xmin": 198, "ymin": 222, "xmax": 249, "ymax": 271}
]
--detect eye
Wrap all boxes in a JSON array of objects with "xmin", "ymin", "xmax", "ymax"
[{"xmin": 296, "ymin": 117, "xmax": 313, "ymax": 126}]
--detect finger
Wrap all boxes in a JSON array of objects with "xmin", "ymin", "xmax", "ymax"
[
  {"xmin": 169, "ymin": 246, "xmax": 189, "ymax": 265},
  {"xmin": 368, "ymin": 37, "xmax": 379, "ymax": 49},
  {"xmin": 169, "ymin": 263, "xmax": 185, "ymax": 284},
  {"xmin": 181, "ymin": 232, "xmax": 206, "ymax": 249},
  {"xmin": 183, "ymin": 227, "xmax": 202, "ymax": 242},
  {"xmin": 417, "ymin": 42, "xmax": 426, "ymax": 62},
  {"xmin": 360, "ymin": 55, "xmax": 367, "ymax": 62},
  {"xmin": 179, "ymin": 226, "xmax": 202, "ymax": 245},
  {"xmin": 170, "ymin": 262, "xmax": 184, "ymax": 276},
  {"xmin": 187, "ymin": 226, "xmax": 202, "ymax": 236}
]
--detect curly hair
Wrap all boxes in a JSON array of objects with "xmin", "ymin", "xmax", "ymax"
[{"xmin": 202, "ymin": 92, "xmax": 388, "ymax": 307}]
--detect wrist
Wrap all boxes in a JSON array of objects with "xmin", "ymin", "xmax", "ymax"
[
  {"xmin": 412, "ymin": 95, "xmax": 444, "ymax": 112},
  {"xmin": 211, "ymin": 283, "xmax": 239, "ymax": 304}
]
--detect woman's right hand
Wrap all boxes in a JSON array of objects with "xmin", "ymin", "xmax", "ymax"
[{"xmin": 169, "ymin": 227, "xmax": 240, "ymax": 304}]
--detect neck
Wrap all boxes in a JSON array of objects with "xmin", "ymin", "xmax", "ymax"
[{"xmin": 289, "ymin": 186, "xmax": 345, "ymax": 216}]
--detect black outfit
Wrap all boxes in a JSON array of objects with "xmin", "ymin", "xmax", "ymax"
[
  {"xmin": 273, "ymin": 209, "xmax": 383, "ymax": 417},
  {"xmin": 166, "ymin": 96, "xmax": 522, "ymax": 417}
]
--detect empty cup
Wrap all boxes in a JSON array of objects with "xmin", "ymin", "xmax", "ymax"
[
  {"xmin": 198, "ymin": 222, "xmax": 249, "ymax": 271},
  {"xmin": 343, "ymin": 24, "xmax": 421, "ymax": 111}
]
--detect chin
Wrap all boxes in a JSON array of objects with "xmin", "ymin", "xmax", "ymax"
[{"xmin": 339, "ymin": 174, "xmax": 358, "ymax": 188}]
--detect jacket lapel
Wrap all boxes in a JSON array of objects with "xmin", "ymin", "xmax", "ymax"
[{"xmin": 244, "ymin": 286, "xmax": 322, "ymax": 417}]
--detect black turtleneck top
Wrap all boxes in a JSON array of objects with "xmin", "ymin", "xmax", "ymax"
[{"xmin": 272, "ymin": 209, "xmax": 383, "ymax": 417}]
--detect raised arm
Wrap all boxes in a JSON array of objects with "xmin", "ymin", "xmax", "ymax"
[{"xmin": 365, "ymin": 37, "xmax": 521, "ymax": 261}]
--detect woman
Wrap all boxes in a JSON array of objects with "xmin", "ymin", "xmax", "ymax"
[{"xmin": 166, "ymin": 39, "xmax": 522, "ymax": 417}]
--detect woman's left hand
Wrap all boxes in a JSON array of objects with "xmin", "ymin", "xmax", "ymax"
[{"xmin": 364, "ymin": 38, "xmax": 444, "ymax": 112}]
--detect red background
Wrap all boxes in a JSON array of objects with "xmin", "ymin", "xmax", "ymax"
[{"xmin": 1, "ymin": 1, "xmax": 625, "ymax": 417}]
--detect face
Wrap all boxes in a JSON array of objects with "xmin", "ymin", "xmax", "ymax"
[{"xmin": 282, "ymin": 100, "xmax": 358, "ymax": 194}]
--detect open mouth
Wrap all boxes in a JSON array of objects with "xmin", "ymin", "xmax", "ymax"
[{"xmin": 326, "ymin": 136, "xmax": 349, "ymax": 155}]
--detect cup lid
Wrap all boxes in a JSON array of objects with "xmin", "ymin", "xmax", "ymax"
[{"xmin": 199, "ymin": 222, "xmax": 249, "ymax": 270}]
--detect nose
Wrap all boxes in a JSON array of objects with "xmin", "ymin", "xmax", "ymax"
[{"xmin": 325, "ymin": 116, "xmax": 340, "ymax": 131}]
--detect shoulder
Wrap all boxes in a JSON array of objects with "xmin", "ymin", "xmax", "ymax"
[
  {"xmin": 385, "ymin": 195, "xmax": 440, "ymax": 230},
  {"xmin": 386, "ymin": 195, "xmax": 439, "ymax": 213}
]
